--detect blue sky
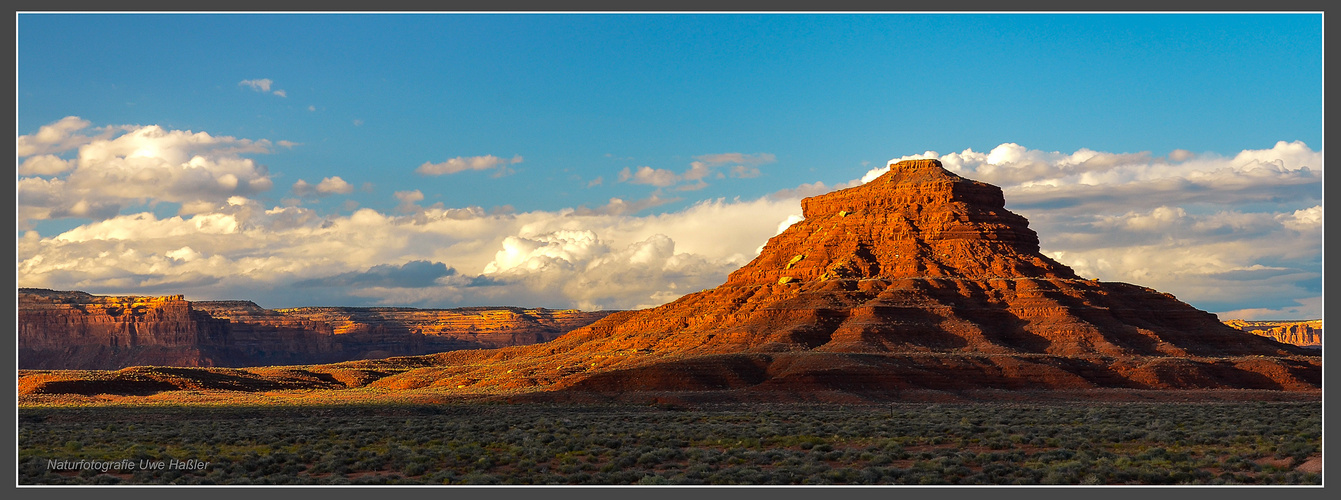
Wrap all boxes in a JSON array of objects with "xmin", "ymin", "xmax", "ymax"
[{"xmin": 16, "ymin": 13, "xmax": 1323, "ymax": 319}]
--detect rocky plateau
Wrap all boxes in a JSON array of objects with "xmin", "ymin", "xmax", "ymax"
[{"xmin": 17, "ymin": 288, "xmax": 612, "ymax": 370}]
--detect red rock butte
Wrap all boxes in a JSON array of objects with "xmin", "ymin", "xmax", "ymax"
[{"xmin": 19, "ymin": 159, "xmax": 1320, "ymax": 403}]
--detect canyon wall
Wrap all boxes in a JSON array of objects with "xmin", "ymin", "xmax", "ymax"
[
  {"xmin": 1223, "ymin": 319, "xmax": 1321, "ymax": 347},
  {"xmin": 17, "ymin": 288, "xmax": 613, "ymax": 370},
  {"xmin": 18, "ymin": 289, "xmax": 229, "ymax": 369}
]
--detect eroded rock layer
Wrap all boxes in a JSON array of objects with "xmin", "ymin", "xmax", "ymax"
[
  {"xmin": 18, "ymin": 289, "xmax": 613, "ymax": 369},
  {"xmin": 727, "ymin": 159, "xmax": 1078, "ymax": 286},
  {"xmin": 1223, "ymin": 319, "xmax": 1322, "ymax": 347}
]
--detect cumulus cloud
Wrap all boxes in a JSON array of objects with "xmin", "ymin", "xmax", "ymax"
[
  {"xmin": 417, "ymin": 155, "xmax": 522, "ymax": 176},
  {"xmin": 15, "ymin": 116, "xmax": 100, "ymax": 156},
  {"xmin": 292, "ymin": 176, "xmax": 354, "ymax": 197},
  {"xmin": 16, "ymin": 117, "xmax": 279, "ymax": 229},
  {"xmin": 17, "ymin": 155, "xmax": 75, "ymax": 176},
  {"xmin": 316, "ymin": 177, "xmax": 352, "ymax": 194},
  {"xmin": 476, "ymin": 232, "xmax": 736, "ymax": 310}
]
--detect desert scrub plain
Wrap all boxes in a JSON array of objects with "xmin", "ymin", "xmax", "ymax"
[{"xmin": 18, "ymin": 400, "xmax": 1321, "ymax": 486}]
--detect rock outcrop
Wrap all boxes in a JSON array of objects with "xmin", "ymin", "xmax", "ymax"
[
  {"xmin": 18, "ymin": 289, "xmax": 230, "ymax": 369},
  {"xmin": 275, "ymin": 306, "xmax": 603, "ymax": 350},
  {"xmin": 18, "ymin": 159, "xmax": 1320, "ymax": 401},
  {"xmin": 1223, "ymin": 319, "xmax": 1322, "ymax": 347},
  {"xmin": 18, "ymin": 290, "xmax": 613, "ymax": 370}
]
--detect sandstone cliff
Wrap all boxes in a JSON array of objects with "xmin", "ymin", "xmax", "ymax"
[
  {"xmin": 18, "ymin": 290, "xmax": 613, "ymax": 370},
  {"xmin": 275, "ymin": 306, "xmax": 600, "ymax": 350},
  {"xmin": 18, "ymin": 289, "xmax": 229, "ymax": 369},
  {"xmin": 1222, "ymin": 319, "xmax": 1321, "ymax": 347}
]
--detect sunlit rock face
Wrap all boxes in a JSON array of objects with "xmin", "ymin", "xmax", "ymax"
[
  {"xmin": 726, "ymin": 158, "xmax": 1077, "ymax": 287},
  {"xmin": 18, "ymin": 289, "xmax": 231, "ymax": 369},
  {"xmin": 17, "ymin": 289, "xmax": 613, "ymax": 369},
  {"xmin": 1223, "ymin": 319, "xmax": 1322, "ymax": 347}
]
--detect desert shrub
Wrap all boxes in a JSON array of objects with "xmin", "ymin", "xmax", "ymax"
[{"xmin": 16, "ymin": 401, "xmax": 1322, "ymax": 486}]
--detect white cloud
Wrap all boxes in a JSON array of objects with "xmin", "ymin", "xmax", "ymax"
[
  {"xmin": 291, "ymin": 179, "xmax": 314, "ymax": 197},
  {"xmin": 16, "ymin": 116, "xmax": 93, "ymax": 156},
  {"xmin": 316, "ymin": 177, "xmax": 353, "ymax": 194},
  {"xmin": 17, "ymin": 155, "xmax": 74, "ymax": 176},
  {"xmin": 239, "ymin": 79, "xmax": 273, "ymax": 92},
  {"xmin": 239, "ymin": 78, "xmax": 286, "ymax": 97},
  {"xmin": 417, "ymin": 155, "xmax": 523, "ymax": 176},
  {"xmin": 483, "ymin": 229, "xmax": 605, "ymax": 274},
  {"xmin": 618, "ymin": 166, "xmax": 680, "ymax": 187},
  {"xmin": 1278, "ymin": 205, "xmax": 1322, "ymax": 232},
  {"xmin": 16, "ymin": 117, "xmax": 279, "ymax": 230},
  {"xmin": 394, "ymin": 189, "xmax": 425, "ymax": 213},
  {"xmin": 293, "ymin": 176, "xmax": 355, "ymax": 197}
]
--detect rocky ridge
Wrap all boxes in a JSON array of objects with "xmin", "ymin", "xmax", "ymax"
[{"xmin": 17, "ymin": 289, "xmax": 613, "ymax": 370}]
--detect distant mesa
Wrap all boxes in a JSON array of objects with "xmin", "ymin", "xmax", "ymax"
[
  {"xmin": 1222, "ymin": 319, "xmax": 1322, "ymax": 348},
  {"xmin": 18, "ymin": 159, "xmax": 1320, "ymax": 403},
  {"xmin": 17, "ymin": 288, "xmax": 614, "ymax": 370}
]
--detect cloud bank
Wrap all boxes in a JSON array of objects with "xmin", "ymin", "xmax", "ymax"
[{"xmin": 16, "ymin": 118, "xmax": 1321, "ymax": 319}]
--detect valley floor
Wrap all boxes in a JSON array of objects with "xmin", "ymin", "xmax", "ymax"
[{"xmin": 17, "ymin": 399, "xmax": 1322, "ymax": 486}]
